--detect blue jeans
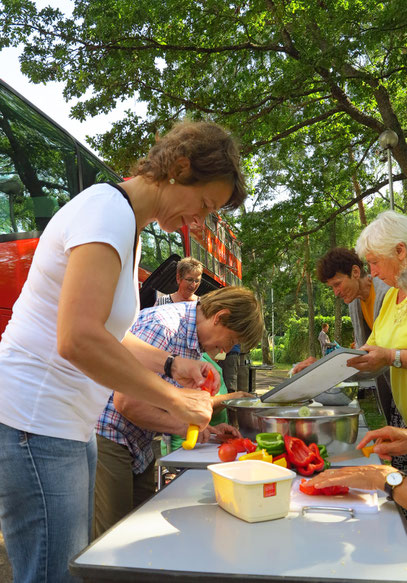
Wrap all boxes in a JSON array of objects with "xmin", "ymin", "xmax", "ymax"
[{"xmin": 0, "ymin": 423, "xmax": 97, "ymax": 583}]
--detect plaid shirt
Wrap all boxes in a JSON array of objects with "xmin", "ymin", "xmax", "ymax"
[{"xmin": 96, "ymin": 301, "xmax": 201, "ymax": 474}]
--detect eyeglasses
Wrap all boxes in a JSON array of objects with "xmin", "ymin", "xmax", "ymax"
[{"xmin": 183, "ymin": 277, "xmax": 202, "ymax": 284}]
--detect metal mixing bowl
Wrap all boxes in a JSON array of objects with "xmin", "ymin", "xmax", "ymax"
[
  {"xmin": 223, "ymin": 397, "xmax": 311, "ymax": 441},
  {"xmin": 255, "ymin": 406, "xmax": 360, "ymax": 454}
]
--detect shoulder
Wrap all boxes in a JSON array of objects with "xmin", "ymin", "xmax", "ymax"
[{"xmin": 373, "ymin": 277, "xmax": 391, "ymax": 294}]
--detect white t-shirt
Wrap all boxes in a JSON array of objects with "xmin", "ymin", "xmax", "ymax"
[{"xmin": 0, "ymin": 183, "xmax": 140, "ymax": 442}]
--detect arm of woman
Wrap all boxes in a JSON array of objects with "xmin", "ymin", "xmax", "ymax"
[
  {"xmin": 210, "ymin": 390, "xmax": 252, "ymax": 412},
  {"xmin": 122, "ymin": 332, "xmax": 220, "ymax": 390},
  {"xmin": 113, "ymin": 392, "xmax": 212, "ymax": 443},
  {"xmin": 57, "ymin": 243, "xmax": 212, "ymax": 429},
  {"xmin": 346, "ymin": 344, "xmax": 396, "ymax": 372},
  {"xmin": 307, "ymin": 465, "xmax": 407, "ymax": 510},
  {"xmin": 357, "ymin": 426, "xmax": 407, "ymax": 460}
]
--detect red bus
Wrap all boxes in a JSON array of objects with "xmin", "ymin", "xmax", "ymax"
[{"xmin": 0, "ymin": 79, "xmax": 242, "ymax": 336}]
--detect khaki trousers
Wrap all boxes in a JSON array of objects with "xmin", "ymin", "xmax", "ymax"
[{"xmin": 93, "ymin": 434, "xmax": 155, "ymax": 540}]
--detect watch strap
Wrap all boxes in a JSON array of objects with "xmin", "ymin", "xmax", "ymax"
[
  {"xmin": 392, "ymin": 349, "xmax": 402, "ymax": 368},
  {"xmin": 164, "ymin": 355, "xmax": 176, "ymax": 378}
]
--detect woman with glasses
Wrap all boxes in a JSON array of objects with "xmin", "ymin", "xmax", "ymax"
[{"xmin": 155, "ymin": 256, "xmax": 203, "ymax": 304}]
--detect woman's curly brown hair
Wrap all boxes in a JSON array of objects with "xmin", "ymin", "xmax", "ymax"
[{"xmin": 131, "ymin": 120, "xmax": 246, "ymax": 210}]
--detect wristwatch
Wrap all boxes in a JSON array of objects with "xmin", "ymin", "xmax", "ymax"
[
  {"xmin": 392, "ymin": 349, "xmax": 402, "ymax": 368},
  {"xmin": 384, "ymin": 470, "xmax": 407, "ymax": 501}
]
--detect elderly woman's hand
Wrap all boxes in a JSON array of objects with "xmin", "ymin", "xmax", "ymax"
[
  {"xmin": 307, "ymin": 465, "xmax": 394, "ymax": 493},
  {"xmin": 292, "ymin": 357, "xmax": 317, "ymax": 375},
  {"xmin": 346, "ymin": 344, "xmax": 391, "ymax": 372},
  {"xmin": 357, "ymin": 426, "xmax": 407, "ymax": 461}
]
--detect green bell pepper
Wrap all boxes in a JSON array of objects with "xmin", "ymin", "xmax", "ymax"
[{"xmin": 255, "ymin": 432, "xmax": 285, "ymax": 456}]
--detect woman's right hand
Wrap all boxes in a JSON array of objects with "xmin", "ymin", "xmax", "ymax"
[
  {"xmin": 292, "ymin": 356, "xmax": 317, "ymax": 375},
  {"xmin": 170, "ymin": 387, "xmax": 213, "ymax": 430},
  {"xmin": 357, "ymin": 426, "xmax": 407, "ymax": 461}
]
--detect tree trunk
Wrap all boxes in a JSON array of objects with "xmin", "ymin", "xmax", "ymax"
[
  {"xmin": 261, "ymin": 327, "xmax": 272, "ymax": 365},
  {"xmin": 348, "ymin": 146, "xmax": 367, "ymax": 226},
  {"xmin": 304, "ymin": 234, "xmax": 316, "ymax": 357}
]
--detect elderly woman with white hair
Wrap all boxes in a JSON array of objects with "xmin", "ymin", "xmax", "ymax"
[{"xmin": 346, "ymin": 210, "xmax": 407, "ymax": 427}]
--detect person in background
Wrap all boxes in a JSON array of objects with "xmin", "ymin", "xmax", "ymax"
[
  {"xmin": 165, "ymin": 350, "xmax": 251, "ymax": 454},
  {"xmin": 308, "ymin": 425, "xmax": 407, "ymax": 510},
  {"xmin": 0, "ymin": 119, "xmax": 246, "ymax": 583},
  {"xmin": 155, "ymin": 256, "xmax": 203, "ymax": 305},
  {"xmin": 94, "ymin": 286, "xmax": 263, "ymax": 538},
  {"xmin": 293, "ymin": 247, "xmax": 394, "ymax": 423},
  {"xmin": 218, "ymin": 344, "xmax": 241, "ymax": 393},
  {"xmin": 318, "ymin": 322, "xmax": 335, "ymax": 356}
]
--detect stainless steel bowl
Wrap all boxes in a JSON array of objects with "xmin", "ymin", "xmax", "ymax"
[
  {"xmin": 256, "ymin": 406, "xmax": 360, "ymax": 454},
  {"xmin": 223, "ymin": 397, "xmax": 311, "ymax": 441}
]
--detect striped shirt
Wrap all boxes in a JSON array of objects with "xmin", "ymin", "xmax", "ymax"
[{"xmin": 96, "ymin": 301, "xmax": 201, "ymax": 474}]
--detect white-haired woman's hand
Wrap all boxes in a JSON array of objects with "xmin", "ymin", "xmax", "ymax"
[{"xmin": 346, "ymin": 344, "xmax": 392, "ymax": 372}]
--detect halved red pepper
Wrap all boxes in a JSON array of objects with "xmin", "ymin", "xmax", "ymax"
[
  {"xmin": 308, "ymin": 443, "xmax": 325, "ymax": 472},
  {"xmin": 224, "ymin": 437, "xmax": 257, "ymax": 453},
  {"xmin": 284, "ymin": 435, "xmax": 316, "ymax": 467},
  {"xmin": 201, "ymin": 369, "xmax": 217, "ymax": 396},
  {"xmin": 299, "ymin": 478, "xmax": 349, "ymax": 496}
]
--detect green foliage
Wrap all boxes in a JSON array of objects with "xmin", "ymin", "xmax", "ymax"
[{"xmin": 275, "ymin": 315, "xmax": 354, "ymax": 365}]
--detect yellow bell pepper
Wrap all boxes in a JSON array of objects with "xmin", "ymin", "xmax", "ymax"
[
  {"xmin": 273, "ymin": 457, "xmax": 288, "ymax": 468},
  {"xmin": 182, "ymin": 424, "xmax": 199, "ymax": 450},
  {"xmin": 239, "ymin": 449, "xmax": 269, "ymax": 461},
  {"xmin": 239, "ymin": 449, "xmax": 274, "ymax": 463}
]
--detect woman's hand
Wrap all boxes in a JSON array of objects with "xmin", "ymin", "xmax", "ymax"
[
  {"xmin": 172, "ymin": 357, "xmax": 220, "ymax": 391},
  {"xmin": 210, "ymin": 423, "xmax": 242, "ymax": 439},
  {"xmin": 346, "ymin": 344, "xmax": 391, "ymax": 372},
  {"xmin": 307, "ymin": 465, "xmax": 394, "ymax": 493},
  {"xmin": 169, "ymin": 387, "xmax": 213, "ymax": 430},
  {"xmin": 224, "ymin": 391, "xmax": 252, "ymax": 401},
  {"xmin": 292, "ymin": 357, "xmax": 317, "ymax": 375},
  {"xmin": 357, "ymin": 426, "xmax": 407, "ymax": 461}
]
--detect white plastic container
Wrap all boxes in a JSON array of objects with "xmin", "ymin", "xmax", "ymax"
[{"xmin": 207, "ymin": 460, "xmax": 296, "ymax": 523}]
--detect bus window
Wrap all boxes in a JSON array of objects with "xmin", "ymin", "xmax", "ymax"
[
  {"xmin": 79, "ymin": 146, "xmax": 120, "ymax": 189},
  {"xmin": 0, "ymin": 83, "xmax": 79, "ymax": 235},
  {"xmin": 140, "ymin": 222, "xmax": 184, "ymax": 274},
  {"xmin": 190, "ymin": 237, "xmax": 200, "ymax": 261}
]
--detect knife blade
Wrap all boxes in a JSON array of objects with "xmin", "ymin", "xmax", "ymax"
[{"xmin": 329, "ymin": 445, "xmax": 374, "ymax": 463}]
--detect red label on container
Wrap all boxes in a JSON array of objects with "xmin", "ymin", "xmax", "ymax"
[{"xmin": 263, "ymin": 482, "xmax": 276, "ymax": 497}]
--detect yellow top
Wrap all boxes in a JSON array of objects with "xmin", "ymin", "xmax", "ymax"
[
  {"xmin": 368, "ymin": 287, "xmax": 407, "ymax": 423},
  {"xmin": 360, "ymin": 280, "xmax": 375, "ymax": 331}
]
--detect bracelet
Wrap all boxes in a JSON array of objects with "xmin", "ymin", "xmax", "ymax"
[{"xmin": 164, "ymin": 355, "xmax": 176, "ymax": 378}]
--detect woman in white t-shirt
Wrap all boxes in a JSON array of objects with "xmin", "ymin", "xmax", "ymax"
[{"xmin": 0, "ymin": 120, "xmax": 247, "ymax": 583}]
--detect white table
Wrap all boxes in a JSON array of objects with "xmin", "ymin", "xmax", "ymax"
[{"xmin": 71, "ymin": 468, "xmax": 407, "ymax": 582}]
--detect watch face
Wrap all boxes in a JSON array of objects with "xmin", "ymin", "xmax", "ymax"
[{"xmin": 387, "ymin": 472, "xmax": 403, "ymax": 487}]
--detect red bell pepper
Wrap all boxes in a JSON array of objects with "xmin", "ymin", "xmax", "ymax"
[
  {"xmin": 299, "ymin": 478, "xmax": 349, "ymax": 496},
  {"xmin": 308, "ymin": 443, "xmax": 325, "ymax": 472},
  {"xmin": 284, "ymin": 435, "xmax": 316, "ymax": 467},
  {"xmin": 224, "ymin": 437, "xmax": 257, "ymax": 453},
  {"xmin": 201, "ymin": 369, "xmax": 217, "ymax": 396}
]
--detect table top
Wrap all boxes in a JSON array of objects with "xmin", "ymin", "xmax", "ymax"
[{"xmin": 71, "ymin": 468, "xmax": 407, "ymax": 583}]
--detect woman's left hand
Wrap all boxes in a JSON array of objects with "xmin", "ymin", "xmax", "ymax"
[
  {"xmin": 172, "ymin": 357, "xmax": 221, "ymax": 391},
  {"xmin": 346, "ymin": 344, "xmax": 391, "ymax": 372},
  {"xmin": 210, "ymin": 423, "xmax": 242, "ymax": 439}
]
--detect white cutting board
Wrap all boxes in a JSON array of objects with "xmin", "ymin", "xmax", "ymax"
[
  {"xmin": 290, "ymin": 477, "xmax": 378, "ymax": 514},
  {"xmin": 262, "ymin": 348, "xmax": 365, "ymax": 403}
]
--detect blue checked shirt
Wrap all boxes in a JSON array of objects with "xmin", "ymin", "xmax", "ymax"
[{"xmin": 96, "ymin": 301, "xmax": 201, "ymax": 474}]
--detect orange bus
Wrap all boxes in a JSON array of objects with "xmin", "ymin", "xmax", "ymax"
[{"xmin": 0, "ymin": 79, "xmax": 242, "ymax": 336}]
